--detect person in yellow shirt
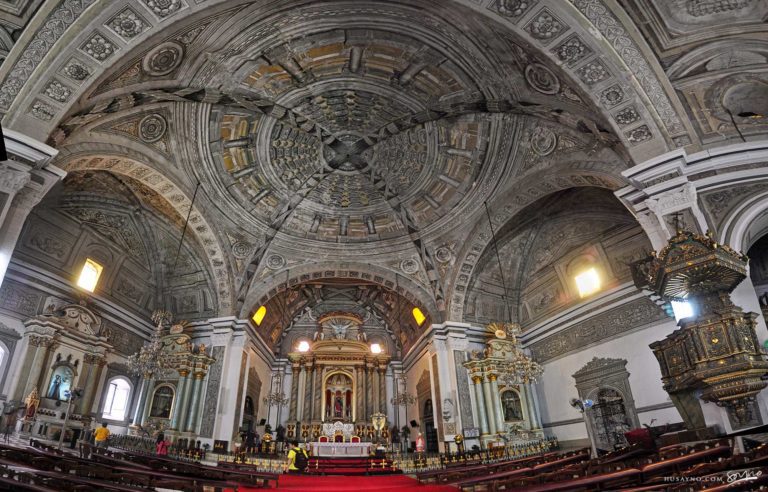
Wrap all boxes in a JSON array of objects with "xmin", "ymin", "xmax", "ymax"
[
  {"xmin": 93, "ymin": 422, "xmax": 110, "ymax": 448},
  {"xmin": 285, "ymin": 440, "xmax": 308, "ymax": 473}
]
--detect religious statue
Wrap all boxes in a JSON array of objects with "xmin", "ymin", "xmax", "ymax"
[
  {"xmin": 442, "ymin": 398, "xmax": 454, "ymax": 421},
  {"xmin": 313, "ymin": 326, "xmax": 325, "ymax": 341},
  {"xmin": 334, "ymin": 396, "xmax": 343, "ymax": 418},
  {"xmin": 24, "ymin": 388, "xmax": 40, "ymax": 420},
  {"xmin": 47, "ymin": 375, "xmax": 62, "ymax": 400}
]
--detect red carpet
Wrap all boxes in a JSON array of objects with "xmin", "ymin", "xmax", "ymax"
[{"xmin": 235, "ymin": 474, "xmax": 456, "ymax": 491}]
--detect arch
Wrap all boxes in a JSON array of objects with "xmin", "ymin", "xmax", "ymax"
[
  {"xmin": 241, "ymin": 261, "xmax": 440, "ymax": 325},
  {"xmin": 101, "ymin": 376, "xmax": 134, "ymax": 421},
  {"xmin": 719, "ymin": 188, "xmax": 768, "ymax": 252},
  {"xmin": 322, "ymin": 370, "xmax": 355, "ymax": 422},
  {"xmin": 447, "ymin": 167, "xmax": 628, "ymax": 321},
  {"xmin": 148, "ymin": 384, "xmax": 176, "ymax": 420},
  {"xmin": 55, "ymin": 149, "xmax": 233, "ymax": 312},
  {"xmin": 501, "ymin": 389, "xmax": 524, "ymax": 422}
]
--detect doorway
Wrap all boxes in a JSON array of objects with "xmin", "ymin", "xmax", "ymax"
[
  {"xmin": 591, "ymin": 388, "xmax": 630, "ymax": 451},
  {"xmin": 423, "ymin": 399, "xmax": 439, "ymax": 452}
]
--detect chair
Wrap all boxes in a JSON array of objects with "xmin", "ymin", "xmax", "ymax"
[
  {"xmin": 319, "ymin": 435, "xmax": 329, "ymax": 443},
  {"xmin": 334, "ymin": 432, "xmax": 344, "ymax": 443},
  {"xmin": 351, "ymin": 436, "xmax": 361, "ymax": 443}
]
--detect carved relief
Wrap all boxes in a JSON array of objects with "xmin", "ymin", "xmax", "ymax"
[
  {"xmin": 199, "ymin": 346, "xmax": 224, "ymax": 437},
  {"xmin": 530, "ymin": 297, "xmax": 667, "ymax": 362}
]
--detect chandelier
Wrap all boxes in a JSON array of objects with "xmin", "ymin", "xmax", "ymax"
[
  {"xmin": 263, "ymin": 372, "xmax": 289, "ymax": 408},
  {"xmin": 490, "ymin": 322, "xmax": 544, "ymax": 385},
  {"xmin": 391, "ymin": 376, "xmax": 416, "ymax": 407},
  {"xmin": 127, "ymin": 310, "xmax": 174, "ymax": 377}
]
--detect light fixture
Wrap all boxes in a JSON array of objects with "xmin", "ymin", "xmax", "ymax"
[
  {"xmin": 252, "ymin": 305, "xmax": 267, "ymax": 326},
  {"xmin": 575, "ymin": 267, "xmax": 601, "ymax": 298},
  {"xmin": 671, "ymin": 300, "xmax": 694, "ymax": 322},
  {"xmin": 412, "ymin": 307, "xmax": 426, "ymax": 326},
  {"xmin": 77, "ymin": 258, "xmax": 103, "ymax": 292},
  {"xmin": 297, "ymin": 340, "xmax": 310, "ymax": 352},
  {"xmin": 370, "ymin": 343, "xmax": 382, "ymax": 354}
]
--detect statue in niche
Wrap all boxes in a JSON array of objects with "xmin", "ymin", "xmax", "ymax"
[
  {"xmin": 149, "ymin": 386, "xmax": 174, "ymax": 419},
  {"xmin": 47, "ymin": 375, "xmax": 62, "ymax": 399},
  {"xmin": 46, "ymin": 366, "xmax": 73, "ymax": 401},
  {"xmin": 334, "ymin": 396, "xmax": 343, "ymax": 418}
]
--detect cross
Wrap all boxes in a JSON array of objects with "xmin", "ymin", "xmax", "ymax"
[{"xmin": 670, "ymin": 211, "xmax": 684, "ymax": 233}]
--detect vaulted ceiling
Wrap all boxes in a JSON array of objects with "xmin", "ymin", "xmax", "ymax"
[{"xmin": 1, "ymin": 0, "xmax": 766, "ymax": 353}]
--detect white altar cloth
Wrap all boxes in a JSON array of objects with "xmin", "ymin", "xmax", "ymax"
[{"xmin": 310, "ymin": 442, "xmax": 371, "ymax": 457}]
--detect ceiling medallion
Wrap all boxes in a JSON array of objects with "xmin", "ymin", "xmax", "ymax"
[
  {"xmin": 266, "ymin": 254, "xmax": 286, "ymax": 270},
  {"xmin": 231, "ymin": 240, "xmax": 253, "ymax": 259},
  {"xmin": 530, "ymin": 126, "xmax": 558, "ymax": 156},
  {"xmin": 142, "ymin": 41, "xmax": 184, "ymax": 76},
  {"xmin": 139, "ymin": 114, "xmax": 167, "ymax": 143},
  {"xmin": 400, "ymin": 258, "xmax": 420, "ymax": 274},
  {"xmin": 434, "ymin": 246, "xmax": 453, "ymax": 263},
  {"xmin": 524, "ymin": 63, "xmax": 560, "ymax": 95}
]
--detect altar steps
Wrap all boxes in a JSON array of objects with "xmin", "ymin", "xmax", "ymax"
[{"xmin": 306, "ymin": 457, "xmax": 399, "ymax": 476}]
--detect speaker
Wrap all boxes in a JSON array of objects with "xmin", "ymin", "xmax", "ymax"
[
  {"xmin": 410, "ymin": 420, "xmax": 418, "ymax": 428},
  {"xmin": 259, "ymin": 418, "xmax": 266, "ymax": 426}
]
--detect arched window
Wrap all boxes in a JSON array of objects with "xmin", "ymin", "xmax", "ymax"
[
  {"xmin": 501, "ymin": 390, "xmax": 523, "ymax": 421},
  {"xmin": 102, "ymin": 377, "xmax": 132, "ymax": 421},
  {"xmin": 149, "ymin": 385, "xmax": 175, "ymax": 419}
]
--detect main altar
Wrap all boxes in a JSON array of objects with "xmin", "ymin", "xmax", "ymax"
[{"xmin": 285, "ymin": 312, "xmax": 391, "ymax": 444}]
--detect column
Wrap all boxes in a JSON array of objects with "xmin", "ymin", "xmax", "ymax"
[
  {"xmin": 19, "ymin": 336, "xmax": 53, "ymax": 401},
  {"xmin": 303, "ymin": 365, "xmax": 313, "ymax": 422},
  {"xmin": 472, "ymin": 376, "xmax": 489, "ymax": 436},
  {"xmin": 373, "ymin": 367, "xmax": 380, "ymax": 413},
  {"xmin": 0, "ymin": 142, "xmax": 63, "ymax": 288},
  {"xmin": 314, "ymin": 367, "xmax": 323, "ymax": 421},
  {"xmin": 365, "ymin": 365, "xmax": 374, "ymax": 422},
  {"xmin": 288, "ymin": 362, "xmax": 300, "ymax": 422},
  {"xmin": 133, "ymin": 377, "xmax": 152, "ymax": 426},
  {"xmin": 355, "ymin": 366, "xmax": 363, "ymax": 422},
  {"xmin": 185, "ymin": 372, "xmax": 205, "ymax": 432},
  {"xmin": 378, "ymin": 367, "xmax": 386, "ymax": 414},
  {"xmin": 170, "ymin": 370, "xmax": 189, "ymax": 430},
  {"xmin": 489, "ymin": 374, "xmax": 504, "ymax": 433},
  {"xmin": 481, "ymin": 375, "xmax": 497, "ymax": 435},
  {"xmin": 178, "ymin": 371, "xmax": 195, "ymax": 431},
  {"xmin": 140, "ymin": 377, "xmax": 156, "ymax": 424},
  {"xmin": 526, "ymin": 383, "xmax": 542, "ymax": 429},
  {"xmin": 79, "ymin": 354, "xmax": 106, "ymax": 416}
]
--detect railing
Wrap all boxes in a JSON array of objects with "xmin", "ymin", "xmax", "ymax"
[
  {"xmin": 107, "ymin": 434, "xmax": 207, "ymax": 462},
  {"xmin": 392, "ymin": 437, "xmax": 559, "ymax": 473}
]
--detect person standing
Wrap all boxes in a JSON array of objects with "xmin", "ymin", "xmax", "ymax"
[
  {"xmin": 284, "ymin": 440, "xmax": 308, "ymax": 474},
  {"xmin": 416, "ymin": 432, "xmax": 425, "ymax": 454},
  {"xmin": 156, "ymin": 432, "xmax": 169, "ymax": 456},
  {"xmin": 93, "ymin": 423, "xmax": 110, "ymax": 449}
]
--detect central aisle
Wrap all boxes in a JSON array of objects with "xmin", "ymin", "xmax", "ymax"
[{"xmin": 236, "ymin": 474, "xmax": 456, "ymax": 491}]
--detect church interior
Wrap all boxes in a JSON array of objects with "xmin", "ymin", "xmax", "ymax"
[{"xmin": 0, "ymin": 0, "xmax": 766, "ymax": 490}]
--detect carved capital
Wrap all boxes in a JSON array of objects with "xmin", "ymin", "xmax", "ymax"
[
  {"xmin": 0, "ymin": 165, "xmax": 30, "ymax": 195},
  {"xmin": 28, "ymin": 335, "xmax": 54, "ymax": 348},
  {"xmin": 471, "ymin": 375, "xmax": 483, "ymax": 385},
  {"xmin": 178, "ymin": 369, "xmax": 190, "ymax": 377},
  {"xmin": 83, "ymin": 353, "xmax": 106, "ymax": 366}
]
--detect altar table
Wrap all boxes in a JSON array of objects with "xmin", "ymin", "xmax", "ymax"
[{"xmin": 310, "ymin": 442, "xmax": 371, "ymax": 457}]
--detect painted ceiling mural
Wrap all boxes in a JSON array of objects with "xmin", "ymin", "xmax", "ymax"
[{"xmin": 0, "ymin": 0, "xmax": 765, "ymax": 353}]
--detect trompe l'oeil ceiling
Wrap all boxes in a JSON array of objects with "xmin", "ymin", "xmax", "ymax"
[{"xmin": 1, "ymin": 0, "xmax": 765, "ymax": 353}]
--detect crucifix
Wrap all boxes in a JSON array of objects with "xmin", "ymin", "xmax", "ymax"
[{"xmin": 669, "ymin": 211, "xmax": 684, "ymax": 233}]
